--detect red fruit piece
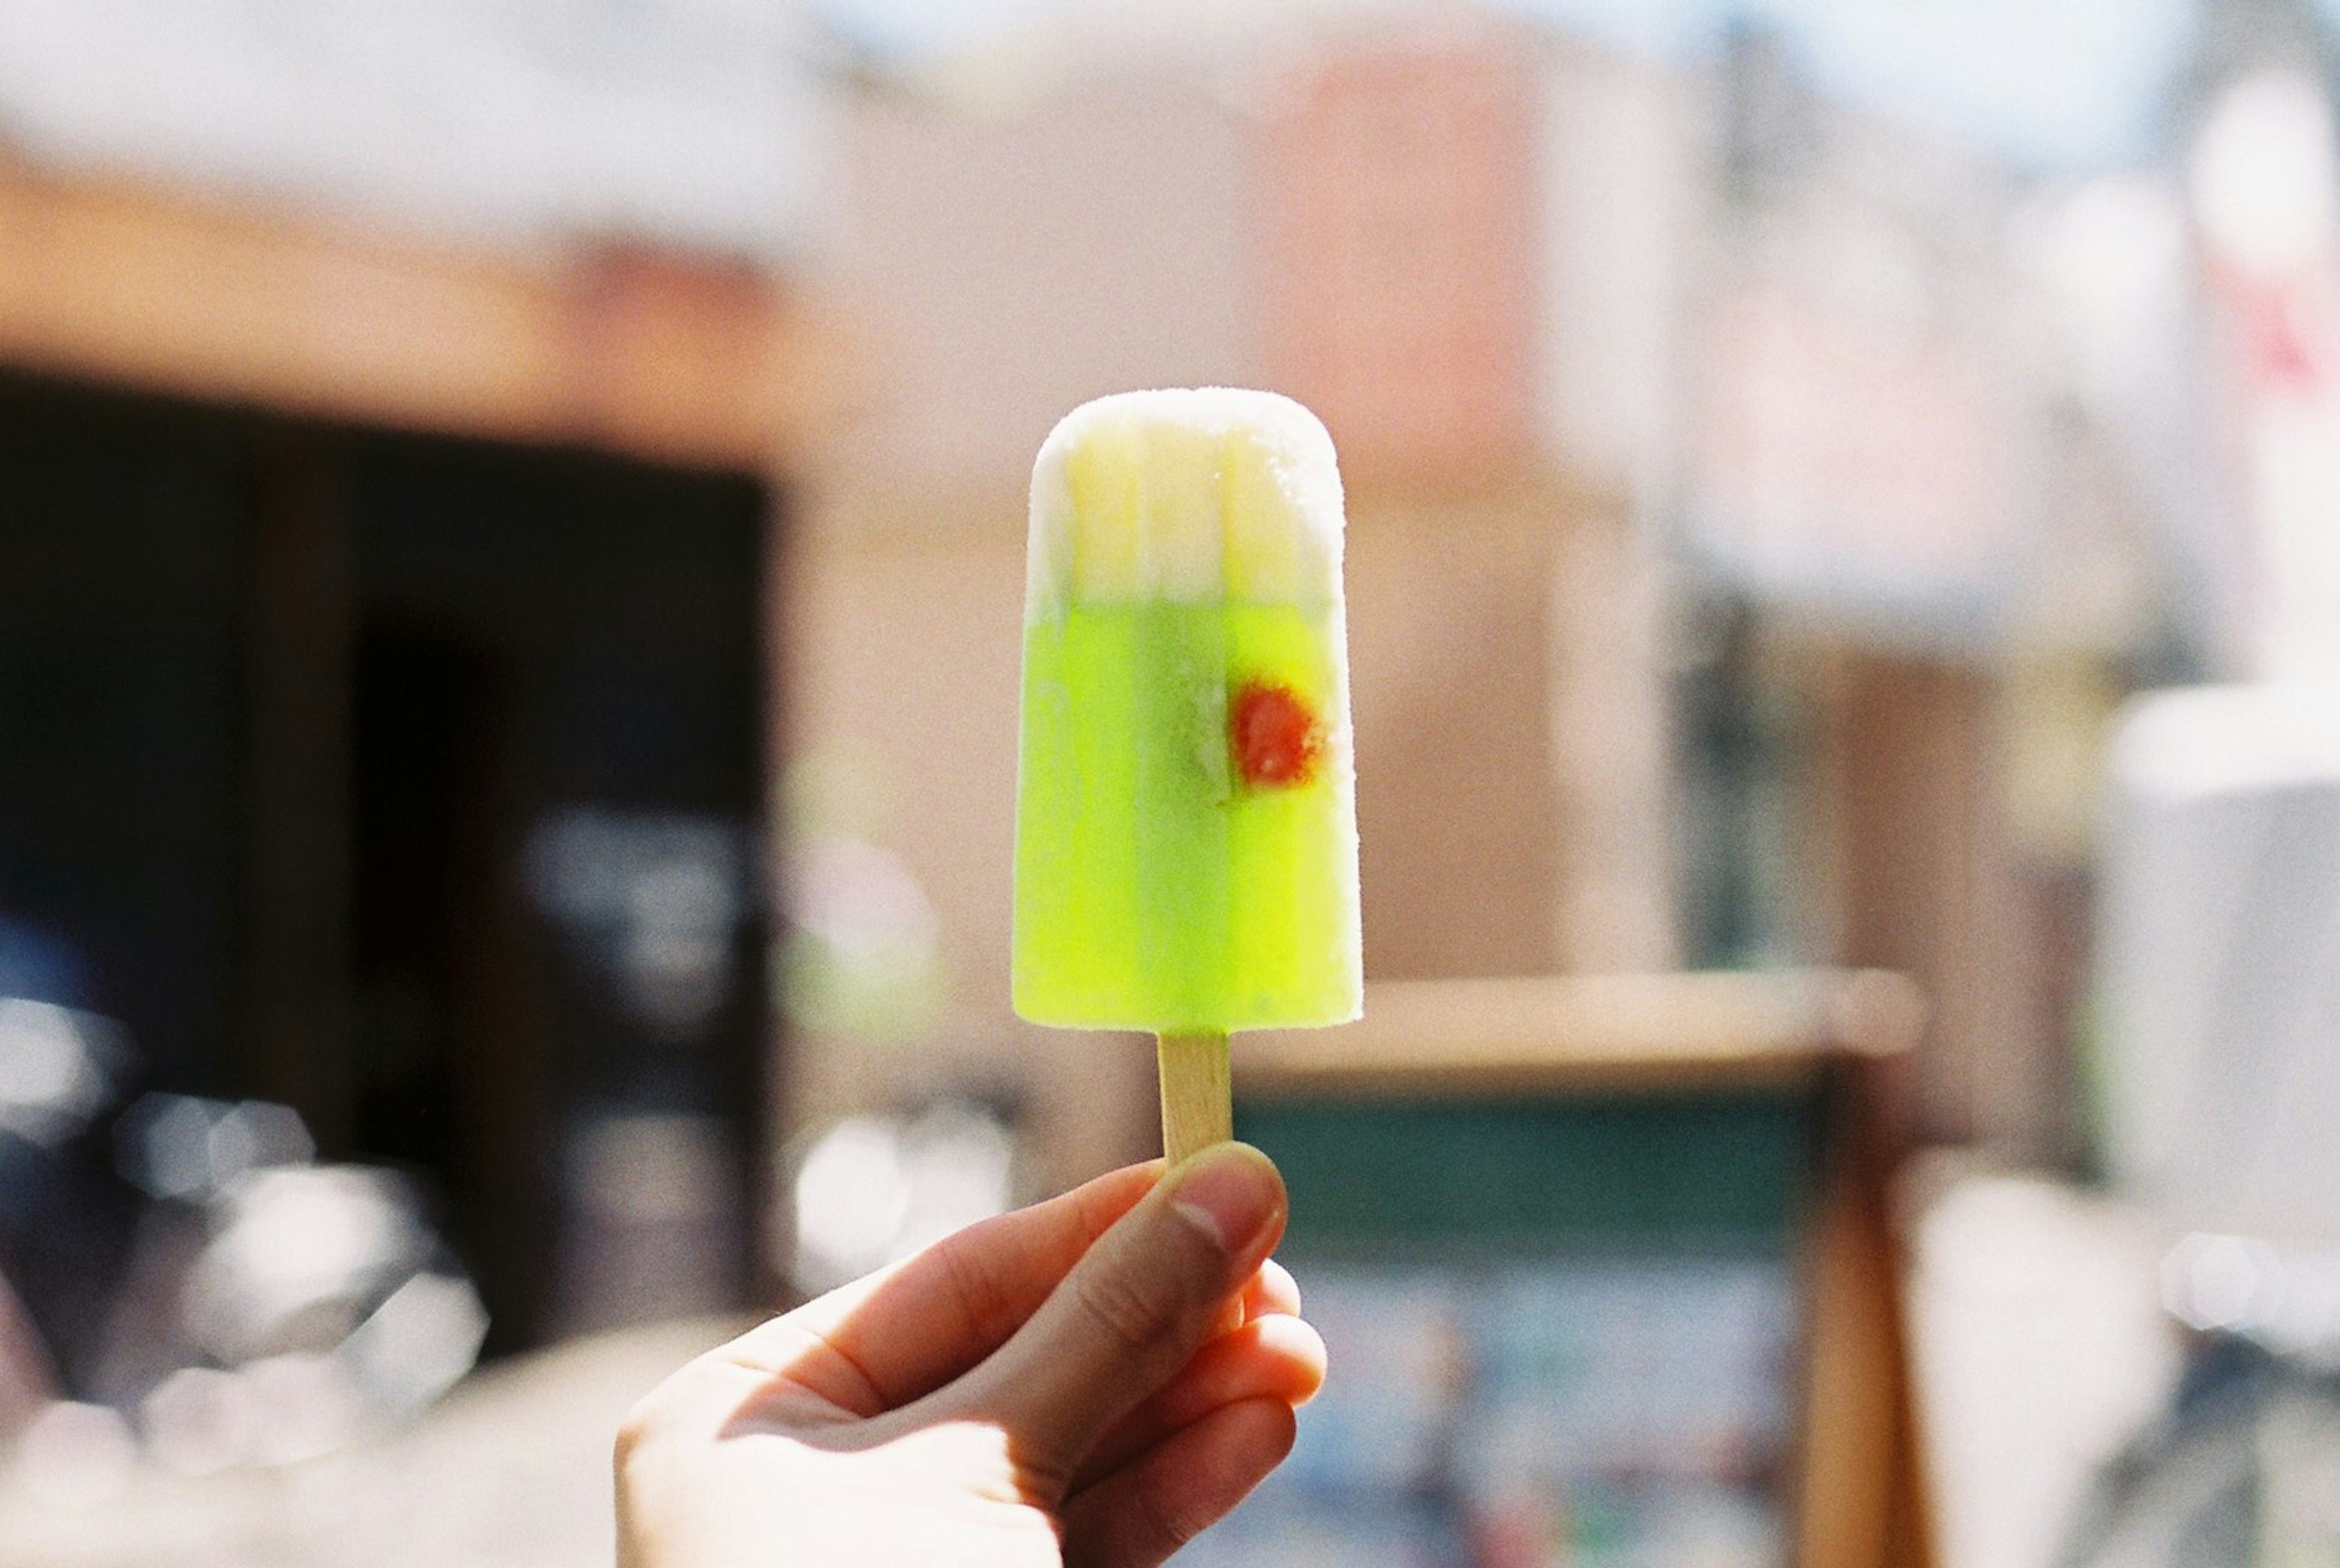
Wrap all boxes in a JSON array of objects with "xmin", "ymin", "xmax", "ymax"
[{"xmin": 1230, "ymin": 681, "xmax": 1321, "ymax": 788}]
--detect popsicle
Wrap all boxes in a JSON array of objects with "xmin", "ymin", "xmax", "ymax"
[{"xmin": 1012, "ymin": 388, "xmax": 1362, "ymax": 1163}]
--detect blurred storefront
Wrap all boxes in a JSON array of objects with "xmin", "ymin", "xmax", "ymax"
[{"xmin": 0, "ymin": 0, "xmax": 833, "ymax": 1373}]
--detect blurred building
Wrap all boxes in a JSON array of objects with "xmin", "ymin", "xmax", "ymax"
[
  {"xmin": 791, "ymin": 2, "xmax": 2183, "ymax": 1171},
  {"xmin": 1678, "ymin": 24, "xmax": 2091, "ymax": 1154},
  {"xmin": 0, "ymin": 0, "xmax": 2218, "ymax": 1367},
  {"xmin": 793, "ymin": 9, "xmax": 1697, "ymax": 1177},
  {"xmin": 0, "ymin": 0, "xmax": 832, "ymax": 1355}
]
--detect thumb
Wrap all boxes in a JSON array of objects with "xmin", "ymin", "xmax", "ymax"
[{"xmin": 934, "ymin": 1143, "xmax": 1287, "ymax": 1488}]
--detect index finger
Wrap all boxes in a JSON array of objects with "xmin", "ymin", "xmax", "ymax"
[{"xmin": 716, "ymin": 1160, "xmax": 1164, "ymax": 1418}]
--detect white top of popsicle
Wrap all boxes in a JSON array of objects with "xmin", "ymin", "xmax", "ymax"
[{"xmin": 1027, "ymin": 388, "xmax": 1346, "ymax": 617}]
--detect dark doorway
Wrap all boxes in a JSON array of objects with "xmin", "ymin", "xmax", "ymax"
[
  {"xmin": 0, "ymin": 372, "xmax": 776, "ymax": 1364},
  {"xmin": 342, "ymin": 433, "xmax": 771, "ymax": 1347}
]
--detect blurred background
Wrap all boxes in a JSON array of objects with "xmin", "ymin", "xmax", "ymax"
[{"xmin": 0, "ymin": 0, "xmax": 2338, "ymax": 1563}]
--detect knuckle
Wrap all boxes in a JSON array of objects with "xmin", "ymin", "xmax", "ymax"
[
  {"xmin": 612, "ymin": 1373, "xmax": 692, "ymax": 1475},
  {"xmin": 1070, "ymin": 1261, "xmax": 1182, "ymax": 1356},
  {"xmin": 933, "ymin": 1232, "xmax": 1012, "ymax": 1343},
  {"xmin": 612, "ymin": 1398, "xmax": 653, "ymax": 1473},
  {"xmin": 1132, "ymin": 1478, "xmax": 1208, "ymax": 1559}
]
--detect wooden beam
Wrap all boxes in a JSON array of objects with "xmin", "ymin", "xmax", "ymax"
[
  {"xmin": 0, "ymin": 156, "xmax": 838, "ymax": 468},
  {"xmin": 1239, "ymin": 969, "xmax": 1923, "ymax": 1098},
  {"xmin": 1797, "ymin": 1056, "xmax": 1936, "ymax": 1568}
]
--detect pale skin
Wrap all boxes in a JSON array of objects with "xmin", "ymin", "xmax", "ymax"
[{"xmin": 615, "ymin": 1143, "xmax": 1327, "ymax": 1568}]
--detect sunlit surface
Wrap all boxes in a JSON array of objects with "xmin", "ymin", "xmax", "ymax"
[
  {"xmin": 782, "ymin": 833, "xmax": 946, "ymax": 1039},
  {"xmin": 790, "ymin": 1101, "xmax": 1017, "ymax": 1296},
  {"xmin": 2191, "ymin": 71, "xmax": 2339, "ymax": 285},
  {"xmin": 5, "ymin": 1076, "xmax": 488, "ymax": 1495},
  {"xmin": 0, "ymin": 1002, "xmax": 126, "ymax": 1148},
  {"xmin": 0, "ymin": 0, "xmax": 822, "ymax": 252},
  {"xmin": 2097, "ymin": 685, "xmax": 2340, "ymax": 1241},
  {"xmin": 116, "ymin": 1094, "xmax": 316, "ymax": 1202}
]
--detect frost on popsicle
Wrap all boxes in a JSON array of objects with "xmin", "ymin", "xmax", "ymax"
[{"xmin": 1012, "ymin": 388, "xmax": 1363, "ymax": 1035}]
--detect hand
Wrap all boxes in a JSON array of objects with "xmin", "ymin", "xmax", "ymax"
[{"xmin": 615, "ymin": 1143, "xmax": 1326, "ymax": 1567}]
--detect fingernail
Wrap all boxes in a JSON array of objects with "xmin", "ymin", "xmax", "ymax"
[{"xmin": 1168, "ymin": 1144, "xmax": 1280, "ymax": 1256}]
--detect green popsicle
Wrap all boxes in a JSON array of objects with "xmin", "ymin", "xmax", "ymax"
[{"xmin": 1011, "ymin": 389, "xmax": 1363, "ymax": 1159}]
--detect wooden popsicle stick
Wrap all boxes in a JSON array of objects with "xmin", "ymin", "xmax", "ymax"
[{"xmin": 1156, "ymin": 1030, "xmax": 1232, "ymax": 1166}]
